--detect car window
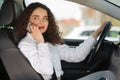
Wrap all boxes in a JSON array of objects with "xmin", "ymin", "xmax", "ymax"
[
  {"xmin": 24, "ymin": 0, "xmax": 120, "ymax": 43},
  {"xmin": 80, "ymin": 31, "xmax": 94, "ymax": 36},
  {"xmin": 80, "ymin": 30, "xmax": 119, "ymax": 38},
  {"xmin": 108, "ymin": 31, "xmax": 119, "ymax": 38},
  {"xmin": 0, "ymin": 0, "xmax": 4, "ymax": 29},
  {"xmin": 0, "ymin": 0, "xmax": 3, "ymax": 9}
]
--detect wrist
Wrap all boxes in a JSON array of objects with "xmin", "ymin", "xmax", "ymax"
[
  {"xmin": 37, "ymin": 39, "xmax": 45, "ymax": 43},
  {"xmin": 92, "ymin": 29, "xmax": 101, "ymax": 39}
]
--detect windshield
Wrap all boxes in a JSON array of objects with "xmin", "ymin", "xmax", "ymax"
[{"xmin": 24, "ymin": 0, "xmax": 120, "ymax": 43}]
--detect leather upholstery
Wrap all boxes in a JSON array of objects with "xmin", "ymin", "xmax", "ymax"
[{"xmin": 0, "ymin": 0, "xmax": 44, "ymax": 80}]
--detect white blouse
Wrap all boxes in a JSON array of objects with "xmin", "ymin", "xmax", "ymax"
[{"xmin": 18, "ymin": 33, "xmax": 96, "ymax": 80}]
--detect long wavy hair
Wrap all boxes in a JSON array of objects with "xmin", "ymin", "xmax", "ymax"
[{"xmin": 14, "ymin": 2, "xmax": 63, "ymax": 45}]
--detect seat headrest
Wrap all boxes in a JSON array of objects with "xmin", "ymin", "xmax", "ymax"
[
  {"xmin": 0, "ymin": 1, "xmax": 14, "ymax": 26},
  {"xmin": 0, "ymin": 1, "xmax": 22, "ymax": 26}
]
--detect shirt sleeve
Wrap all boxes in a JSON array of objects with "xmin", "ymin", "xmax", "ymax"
[
  {"xmin": 18, "ymin": 40, "xmax": 53, "ymax": 79},
  {"xmin": 58, "ymin": 36, "xmax": 97, "ymax": 62}
]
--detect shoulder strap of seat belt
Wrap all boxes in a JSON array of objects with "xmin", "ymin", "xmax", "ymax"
[{"xmin": 51, "ymin": 68, "xmax": 57, "ymax": 80}]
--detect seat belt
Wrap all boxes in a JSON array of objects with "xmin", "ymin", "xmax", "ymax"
[{"xmin": 51, "ymin": 69, "xmax": 57, "ymax": 80}]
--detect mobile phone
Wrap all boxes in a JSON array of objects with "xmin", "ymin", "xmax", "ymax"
[
  {"xmin": 26, "ymin": 22, "xmax": 32, "ymax": 33},
  {"xmin": 27, "ymin": 22, "xmax": 38, "ymax": 33}
]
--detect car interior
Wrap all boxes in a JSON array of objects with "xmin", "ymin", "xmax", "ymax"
[
  {"xmin": 0, "ymin": 0, "xmax": 120, "ymax": 80},
  {"xmin": 0, "ymin": 0, "xmax": 44, "ymax": 80}
]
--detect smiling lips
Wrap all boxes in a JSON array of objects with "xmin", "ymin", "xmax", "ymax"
[
  {"xmin": 30, "ymin": 22, "xmax": 45, "ymax": 30},
  {"xmin": 38, "ymin": 26, "xmax": 45, "ymax": 29}
]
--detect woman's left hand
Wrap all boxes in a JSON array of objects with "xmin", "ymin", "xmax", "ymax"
[{"xmin": 92, "ymin": 21, "xmax": 111, "ymax": 39}]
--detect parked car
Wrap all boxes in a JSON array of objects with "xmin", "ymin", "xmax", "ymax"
[{"xmin": 64, "ymin": 26, "xmax": 120, "ymax": 44}]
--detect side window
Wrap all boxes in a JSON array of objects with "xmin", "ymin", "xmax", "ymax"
[
  {"xmin": 81, "ymin": 31, "xmax": 94, "ymax": 36},
  {"xmin": 0, "ymin": 0, "xmax": 3, "ymax": 9},
  {"xmin": 107, "ymin": 31, "xmax": 119, "ymax": 38},
  {"xmin": 24, "ymin": 0, "xmax": 120, "ymax": 43}
]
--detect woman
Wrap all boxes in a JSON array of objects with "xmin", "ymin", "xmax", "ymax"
[{"xmin": 15, "ymin": 2, "xmax": 107, "ymax": 80}]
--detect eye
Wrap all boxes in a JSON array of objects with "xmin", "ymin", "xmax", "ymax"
[
  {"xmin": 33, "ymin": 16, "xmax": 39, "ymax": 20},
  {"xmin": 43, "ymin": 17, "xmax": 48, "ymax": 21}
]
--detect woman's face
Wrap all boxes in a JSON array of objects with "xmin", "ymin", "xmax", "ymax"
[{"xmin": 29, "ymin": 7, "xmax": 49, "ymax": 33}]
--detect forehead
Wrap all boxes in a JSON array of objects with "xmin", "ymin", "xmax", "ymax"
[{"xmin": 31, "ymin": 7, "xmax": 48, "ymax": 16}]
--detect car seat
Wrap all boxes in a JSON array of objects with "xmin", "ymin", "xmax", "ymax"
[{"xmin": 0, "ymin": 0, "xmax": 44, "ymax": 80}]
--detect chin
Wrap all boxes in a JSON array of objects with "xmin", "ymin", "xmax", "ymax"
[{"xmin": 40, "ymin": 30, "xmax": 46, "ymax": 34}]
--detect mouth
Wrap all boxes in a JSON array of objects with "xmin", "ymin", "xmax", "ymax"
[{"xmin": 38, "ymin": 26, "xmax": 45, "ymax": 29}]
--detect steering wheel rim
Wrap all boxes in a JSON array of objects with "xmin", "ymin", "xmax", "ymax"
[{"xmin": 87, "ymin": 21, "xmax": 112, "ymax": 63}]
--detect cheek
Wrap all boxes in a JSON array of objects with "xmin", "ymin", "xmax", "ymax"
[
  {"xmin": 44, "ymin": 26, "xmax": 48, "ymax": 32},
  {"xmin": 29, "ymin": 18, "xmax": 34, "ymax": 23},
  {"xmin": 45, "ymin": 22, "xmax": 49, "ymax": 29}
]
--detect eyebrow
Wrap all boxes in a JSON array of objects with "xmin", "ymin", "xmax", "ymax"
[
  {"xmin": 32, "ymin": 15, "xmax": 39, "ymax": 17},
  {"xmin": 32, "ymin": 15, "xmax": 48, "ymax": 18}
]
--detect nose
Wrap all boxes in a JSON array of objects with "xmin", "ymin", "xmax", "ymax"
[
  {"xmin": 39, "ymin": 19, "xmax": 47, "ymax": 25},
  {"xmin": 39, "ymin": 19, "xmax": 44, "ymax": 24}
]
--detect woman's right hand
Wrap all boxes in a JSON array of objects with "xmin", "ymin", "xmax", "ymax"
[{"xmin": 30, "ymin": 25, "xmax": 45, "ymax": 43}]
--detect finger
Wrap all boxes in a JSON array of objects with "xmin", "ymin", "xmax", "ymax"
[
  {"xmin": 30, "ymin": 25, "xmax": 36, "ymax": 33},
  {"xmin": 102, "ymin": 21, "xmax": 107, "ymax": 27}
]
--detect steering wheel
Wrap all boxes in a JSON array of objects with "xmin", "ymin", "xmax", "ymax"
[{"xmin": 87, "ymin": 21, "xmax": 112, "ymax": 63}]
